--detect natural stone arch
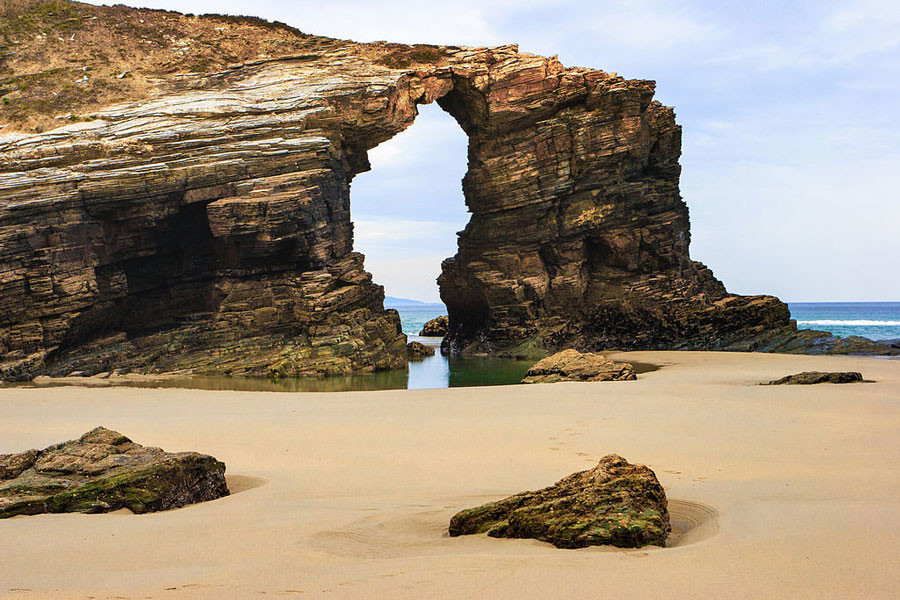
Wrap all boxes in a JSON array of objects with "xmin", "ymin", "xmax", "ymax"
[{"xmin": 4, "ymin": 8, "xmax": 876, "ymax": 382}]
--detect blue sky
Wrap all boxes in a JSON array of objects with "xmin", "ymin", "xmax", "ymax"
[{"xmin": 86, "ymin": 0, "xmax": 900, "ymax": 302}]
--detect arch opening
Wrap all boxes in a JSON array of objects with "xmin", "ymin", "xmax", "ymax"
[{"xmin": 350, "ymin": 102, "xmax": 469, "ymax": 308}]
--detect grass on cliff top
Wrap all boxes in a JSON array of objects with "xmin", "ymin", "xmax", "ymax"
[
  {"xmin": 373, "ymin": 45, "xmax": 448, "ymax": 69},
  {"xmin": 0, "ymin": 0, "xmax": 354, "ymax": 133}
]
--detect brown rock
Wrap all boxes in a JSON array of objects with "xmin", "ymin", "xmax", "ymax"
[
  {"xmin": 522, "ymin": 349, "xmax": 636, "ymax": 383},
  {"xmin": 0, "ymin": 427, "xmax": 229, "ymax": 518},
  {"xmin": 419, "ymin": 315, "xmax": 449, "ymax": 337},
  {"xmin": 449, "ymin": 454, "xmax": 670, "ymax": 548},
  {"xmin": 1, "ymin": 3, "xmax": 879, "ymax": 382},
  {"xmin": 407, "ymin": 340, "xmax": 435, "ymax": 359},
  {"xmin": 766, "ymin": 371, "xmax": 864, "ymax": 385}
]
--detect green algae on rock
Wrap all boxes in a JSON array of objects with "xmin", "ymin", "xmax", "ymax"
[
  {"xmin": 0, "ymin": 426, "xmax": 229, "ymax": 518},
  {"xmin": 449, "ymin": 454, "xmax": 669, "ymax": 548}
]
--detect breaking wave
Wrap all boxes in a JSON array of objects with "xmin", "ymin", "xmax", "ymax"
[{"xmin": 797, "ymin": 320, "xmax": 900, "ymax": 326}]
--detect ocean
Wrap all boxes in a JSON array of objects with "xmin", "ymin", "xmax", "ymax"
[
  {"xmin": 386, "ymin": 303, "xmax": 447, "ymax": 336},
  {"xmin": 389, "ymin": 301, "xmax": 900, "ymax": 342},
  {"xmin": 788, "ymin": 302, "xmax": 900, "ymax": 341}
]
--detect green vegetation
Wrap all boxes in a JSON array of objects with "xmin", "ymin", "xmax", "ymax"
[
  {"xmin": 375, "ymin": 45, "xmax": 446, "ymax": 69},
  {"xmin": 0, "ymin": 1, "xmax": 86, "ymax": 43}
]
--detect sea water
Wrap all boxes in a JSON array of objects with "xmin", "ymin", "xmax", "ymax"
[{"xmin": 788, "ymin": 302, "xmax": 900, "ymax": 341}]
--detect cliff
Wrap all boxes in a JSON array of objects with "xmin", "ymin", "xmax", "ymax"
[{"xmin": 1, "ymin": 1, "xmax": 892, "ymax": 381}]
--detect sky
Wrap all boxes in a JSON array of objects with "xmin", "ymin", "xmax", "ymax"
[{"xmin": 85, "ymin": 0, "xmax": 900, "ymax": 302}]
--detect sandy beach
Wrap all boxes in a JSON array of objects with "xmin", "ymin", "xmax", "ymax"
[{"xmin": 2, "ymin": 351, "xmax": 899, "ymax": 599}]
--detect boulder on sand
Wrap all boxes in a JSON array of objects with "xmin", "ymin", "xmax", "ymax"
[
  {"xmin": 765, "ymin": 371, "xmax": 864, "ymax": 385},
  {"xmin": 449, "ymin": 454, "xmax": 670, "ymax": 548},
  {"xmin": 407, "ymin": 341, "xmax": 435, "ymax": 359},
  {"xmin": 0, "ymin": 427, "xmax": 229, "ymax": 518},
  {"xmin": 419, "ymin": 315, "xmax": 449, "ymax": 337},
  {"xmin": 522, "ymin": 349, "xmax": 636, "ymax": 383}
]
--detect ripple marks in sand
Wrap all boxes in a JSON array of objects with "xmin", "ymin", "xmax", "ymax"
[
  {"xmin": 310, "ymin": 499, "xmax": 719, "ymax": 557},
  {"xmin": 666, "ymin": 499, "xmax": 719, "ymax": 547},
  {"xmin": 310, "ymin": 509, "xmax": 449, "ymax": 559}
]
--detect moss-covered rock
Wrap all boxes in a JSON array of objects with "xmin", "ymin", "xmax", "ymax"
[
  {"xmin": 449, "ymin": 454, "xmax": 669, "ymax": 548},
  {"xmin": 0, "ymin": 427, "xmax": 229, "ymax": 518}
]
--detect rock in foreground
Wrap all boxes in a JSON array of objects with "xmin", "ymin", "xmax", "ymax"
[
  {"xmin": 0, "ymin": 427, "xmax": 229, "ymax": 518},
  {"xmin": 449, "ymin": 454, "xmax": 669, "ymax": 548},
  {"xmin": 766, "ymin": 371, "xmax": 864, "ymax": 385},
  {"xmin": 419, "ymin": 316, "xmax": 450, "ymax": 337},
  {"xmin": 407, "ymin": 341, "xmax": 436, "ymax": 360},
  {"xmin": 522, "ymin": 349, "xmax": 636, "ymax": 383}
]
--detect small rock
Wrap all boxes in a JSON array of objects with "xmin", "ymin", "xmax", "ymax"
[
  {"xmin": 419, "ymin": 315, "xmax": 449, "ymax": 337},
  {"xmin": 0, "ymin": 427, "xmax": 229, "ymax": 518},
  {"xmin": 765, "ymin": 371, "xmax": 864, "ymax": 385},
  {"xmin": 449, "ymin": 454, "xmax": 670, "ymax": 548},
  {"xmin": 407, "ymin": 340, "xmax": 435, "ymax": 359},
  {"xmin": 522, "ymin": 349, "xmax": 636, "ymax": 383}
]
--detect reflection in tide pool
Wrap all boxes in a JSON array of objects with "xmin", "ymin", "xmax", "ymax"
[{"xmin": 121, "ymin": 336, "xmax": 533, "ymax": 393}]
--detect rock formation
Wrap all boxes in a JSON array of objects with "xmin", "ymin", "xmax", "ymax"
[
  {"xmin": 521, "ymin": 349, "xmax": 635, "ymax": 383},
  {"xmin": 407, "ymin": 340, "xmax": 435, "ymax": 359},
  {"xmin": 419, "ymin": 315, "xmax": 449, "ymax": 337},
  {"xmin": 765, "ymin": 371, "xmax": 864, "ymax": 385},
  {"xmin": 449, "ymin": 454, "xmax": 669, "ymax": 548},
  {"xmin": 0, "ymin": 426, "xmax": 229, "ymax": 517},
  {"xmin": 1, "ymin": 2, "xmax": 894, "ymax": 381}
]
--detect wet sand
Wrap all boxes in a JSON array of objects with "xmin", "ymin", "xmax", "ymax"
[{"xmin": 1, "ymin": 351, "xmax": 899, "ymax": 599}]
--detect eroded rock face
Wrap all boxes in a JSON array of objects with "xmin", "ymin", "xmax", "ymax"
[
  {"xmin": 407, "ymin": 340, "xmax": 435, "ymax": 359},
  {"xmin": 766, "ymin": 371, "xmax": 864, "ymax": 385},
  {"xmin": 0, "ymin": 427, "xmax": 229, "ymax": 518},
  {"xmin": 419, "ymin": 315, "xmax": 449, "ymax": 337},
  {"xmin": 1, "ymin": 2, "xmax": 883, "ymax": 381},
  {"xmin": 449, "ymin": 454, "xmax": 670, "ymax": 548},
  {"xmin": 522, "ymin": 349, "xmax": 635, "ymax": 383}
]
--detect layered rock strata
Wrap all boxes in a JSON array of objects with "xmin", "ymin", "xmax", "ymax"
[
  {"xmin": 521, "ymin": 349, "xmax": 636, "ymax": 383},
  {"xmin": 449, "ymin": 454, "xmax": 670, "ymax": 548},
  {"xmin": 0, "ymin": 426, "xmax": 229, "ymax": 517},
  {"xmin": 1, "ymin": 2, "xmax": 890, "ymax": 381}
]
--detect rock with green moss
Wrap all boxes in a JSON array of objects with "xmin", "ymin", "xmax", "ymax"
[
  {"xmin": 449, "ymin": 454, "xmax": 669, "ymax": 548},
  {"xmin": 0, "ymin": 427, "xmax": 229, "ymax": 518}
]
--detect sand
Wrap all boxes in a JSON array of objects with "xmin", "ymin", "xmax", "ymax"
[{"xmin": 1, "ymin": 351, "xmax": 899, "ymax": 599}]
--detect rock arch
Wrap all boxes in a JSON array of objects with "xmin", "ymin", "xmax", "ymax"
[{"xmin": 0, "ymin": 32, "xmax": 805, "ymax": 381}]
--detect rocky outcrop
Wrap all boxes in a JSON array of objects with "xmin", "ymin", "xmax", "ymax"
[
  {"xmin": 0, "ymin": 426, "xmax": 228, "ymax": 518},
  {"xmin": 449, "ymin": 454, "xmax": 669, "ymax": 548},
  {"xmin": 0, "ymin": 2, "xmax": 885, "ymax": 382},
  {"xmin": 521, "ymin": 349, "xmax": 635, "ymax": 383},
  {"xmin": 407, "ymin": 340, "xmax": 435, "ymax": 359},
  {"xmin": 766, "ymin": 371, "xmax": 864, "ymax": 385},
  {"xmin": 419, "ymin": 315, "xmax": 449, "ymax": 337}
]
